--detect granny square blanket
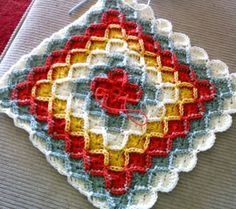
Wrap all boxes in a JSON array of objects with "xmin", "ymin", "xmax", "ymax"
[{"xmin": 0, "ymin": 0, "xmax": 236, "ymax": 208}]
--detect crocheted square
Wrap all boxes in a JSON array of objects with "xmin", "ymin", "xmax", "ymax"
[{"xmin": 0, "ymin": 0, "xmax": 236, "ymax": 208}]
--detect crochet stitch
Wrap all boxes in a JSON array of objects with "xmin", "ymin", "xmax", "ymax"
[{"xmin": 0, "ymin": 0, "xmax": 236, "ymax": 208}]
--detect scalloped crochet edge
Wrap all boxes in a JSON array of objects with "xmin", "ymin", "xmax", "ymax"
[{"xmin": 0, "ymin": 0, "xmax": 236, "ymax": 208}]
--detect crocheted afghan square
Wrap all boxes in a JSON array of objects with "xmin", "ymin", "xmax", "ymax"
[{"xmin": 0, "ymin": 0, "xmax": 236, "ymax": 208}]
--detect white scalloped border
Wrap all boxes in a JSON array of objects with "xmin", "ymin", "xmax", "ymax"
[{"xmin": 0, "ymin": 1, "xmax": 236, "ymax": 209}]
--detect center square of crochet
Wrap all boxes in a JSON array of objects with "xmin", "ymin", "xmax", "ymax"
[
  {"xmin": 90, "ymin": 68, "xmax": 143, "ymax": 116},
  {"xmin": 10, "ymin": 8, "xmax": 216, "ymax": 195}
]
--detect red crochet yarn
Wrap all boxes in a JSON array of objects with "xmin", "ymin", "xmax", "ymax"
[
  {"xmin": 11, "ymin": 9, "xmax": 216, "ymax": 195},
  {"xmin": 91, "ymin": 68, "xmax": 143, "ymax": 115}
]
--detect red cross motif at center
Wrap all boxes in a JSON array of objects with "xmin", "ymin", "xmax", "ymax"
[{"xmin": 90, "ymin": 68, "xmax": 143, "ymax": 116}]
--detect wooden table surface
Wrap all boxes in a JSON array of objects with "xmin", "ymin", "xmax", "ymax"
[{"xmin": 0, "ymin": 0, "xmax": 236, "ymax": 208}]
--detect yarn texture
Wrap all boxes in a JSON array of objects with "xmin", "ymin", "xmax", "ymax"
[{"xmin": 0, "ymin": 0, "xmax": 236, "ymax": 208}]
